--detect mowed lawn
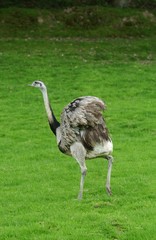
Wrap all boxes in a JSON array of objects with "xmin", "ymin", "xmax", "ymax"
[{"xmin": 0, "ymin": 37, "xmax": 155, "ymax": 240}]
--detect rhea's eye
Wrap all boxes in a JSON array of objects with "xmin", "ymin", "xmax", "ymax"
[{"xmin": 34, "ymin": 81, "xmax": 41, "ymax": 86}]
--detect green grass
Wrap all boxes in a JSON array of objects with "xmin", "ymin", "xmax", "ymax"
[
  {"xmin": 0, "ymin": 7, "xmax": 156, "ymax": 240},
  {"xmin": 0, "ymin": 6, "xmax": 156, "ymax": 38}
]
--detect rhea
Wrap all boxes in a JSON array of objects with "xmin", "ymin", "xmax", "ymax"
[{"xmin": 29, "ymin": 80, "xmax": 113, "ymax": 199}]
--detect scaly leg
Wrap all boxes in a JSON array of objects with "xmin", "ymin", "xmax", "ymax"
[
  {"xmin": 105, "ymin": 155, "xmax": 113, "ymax": 195},
  {"xmin": 78, "ymin": 166, "xmax": 87, "ymax": 200},
  {"xmin": 70, "ymin": 142, "xmax": 87, "ymax": 200}
]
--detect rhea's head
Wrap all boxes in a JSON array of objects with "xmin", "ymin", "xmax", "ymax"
[{"xmin": 28, "ymin": 80, "xmax": 46, "ymax": 91}]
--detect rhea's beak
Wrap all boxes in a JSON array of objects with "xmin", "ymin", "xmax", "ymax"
[{"xmin": 28, "ymin": 84, "xmax": 33, "ymax": 87}]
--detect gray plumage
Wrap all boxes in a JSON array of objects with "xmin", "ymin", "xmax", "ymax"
[
  {"xmin": 29, "ymin": 81, "xmax": 113, "ymax": 200},
  {"xmin": 59, "ymin": 96, "xmax": 109, "ymax": 153}
]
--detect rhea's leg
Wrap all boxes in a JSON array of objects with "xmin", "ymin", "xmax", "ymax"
[
  {"xmin": 70, "ymin": 142, "xmax": 87, "ymax": 200},
  {"xmin": 105, "ymin": 155, "xmax": 113, "ymax": 195},
  {"xmin": 78, "ymin": 166, "xmax": 87, "ymax": 200}
]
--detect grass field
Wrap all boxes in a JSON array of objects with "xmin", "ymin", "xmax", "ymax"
[{"xmin": 0, "ymin": 7, "xmax": 156, "ymax": 240}]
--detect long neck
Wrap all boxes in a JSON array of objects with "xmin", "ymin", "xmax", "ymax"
[{"xmin": 41, "ymin": 88, "xmax": 60, "ymax": 135}]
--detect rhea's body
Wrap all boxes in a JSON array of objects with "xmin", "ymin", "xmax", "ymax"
[
  {"xmin": 29, "ymin": 81, "xmax": 113, "ymax": 199},
  {"xmin": 56, "ymin": 127, "xmax": 113, "ymax": 159}
]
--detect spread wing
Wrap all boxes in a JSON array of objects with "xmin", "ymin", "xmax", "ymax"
[{"xmin": 59, "ymin": 96, "xmax": 109, "ymax": 152}]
